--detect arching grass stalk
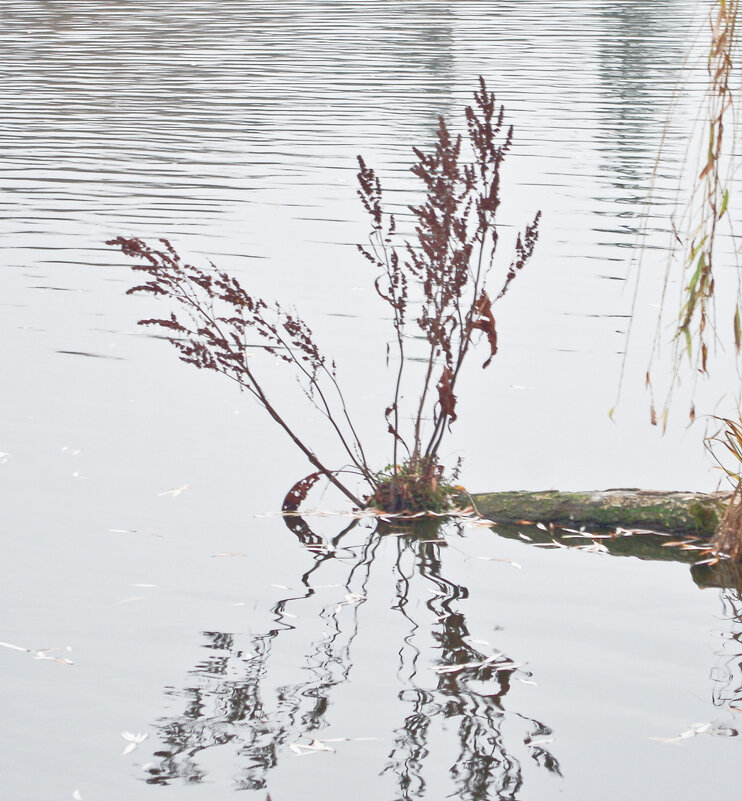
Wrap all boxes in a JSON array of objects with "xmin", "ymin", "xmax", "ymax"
[
  {"xmin": 708, "ymin": 415, "xmax": 742, "ymax": 558},
  {"xmin": 108, "ymin": 79, "xmax": 540, "ymax": 513},
  {"xmin": 642, "ymin": 0, "xmax": 741, "ymax": 427}
]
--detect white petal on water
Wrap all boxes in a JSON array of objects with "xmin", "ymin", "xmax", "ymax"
[
  {"xmin": 650, "ymin": 721, "xmax": 715, "ymax": 744},
  {"xmin": 0, "ymin": 640, "xmax": 73, "ymax": 664},
  {"xmin": 517, "ymin": 678, "xmax": 538, "ymax": 687},
  {"xmin": 61, "ymin": 446, "xmax": 83, "ymax": 456},
  {"xmin": 431, "ymin": 653, "xmax": 512, "ymax": 674},
  {"xmin": 288, "ymin": 740, "xmax": 335, "ymax": 756},
  {"xmin": 518, "ymin": 532, "xmax": 533, "ymax": 542},
  {"xmin": 577, "ymin": 542, "xmax": 609, "ymax": 554},
  {"xmin": 121, "ymin": 731, "xmax": 148, "ymax": 754},
  {"xmin": 157, "ymin": 484, "xmax": 190, "ymax": 497},
  {"xmin": 210, "ymin": 552, "xmax": 249, "ymax": 558},
  {"xmin": 270, "ymin": 584, "xmax": 291, "ymax": 590},
  {"xmin": 308, "ymin": 739, "xmax": 335, "ymax": 752},
  {"xmin": 528, "ymin": 738, "xmax": 554, "ymax": 747},
  {"xmin": 679, "ymin": 722, "xmax": 713, "ymax": 738},
  {"xmin": 433, "ymin": 663, "xmax": 469, "ymax": 674},
  {"xmin": 72, "ymin": 790, "xmax": 83, "ymax": 800},
  {"xmin": 108, "ymin": 528, "xmax": 138, "ymax": 534},
  {"xmin": 34, "ymin": 652, "xmax": 74, "ymax": 665},
  {"xmin": 131, "ymin": 583, "xmax": 158, "ymax": 588},
  {"xmin": 0, "ymin": 640, "xmax": 29, "ymax": 653},
  {"xmin": 465, "ymin": 518, "xmax": 497, "ymax": 528},
  {"xmin": 694, "ymin": 556, "xmax": 720, "ymax": 566},
  {"xmin": 0, "ymin": 452, "xmax": 11, "ymax": 463},
  {"xmin": 477, "ymin": 557, "xmax": 522, "ymax": 570},
  {"xmin": 116, "ymin": 596, "xmax": 144, "ymax": 605},
  {"xmin": 535, "ymin": 522, "xmax": 548, "ymax": 531}
]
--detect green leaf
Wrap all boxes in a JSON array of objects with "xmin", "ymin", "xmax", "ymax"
[
  {"xmin": 719, "ymin": 188, "xmax": 730, "ymax": 218},
  {"xmin": 688, "ymin": 250, "xmax": 706, "ymax": 293}
]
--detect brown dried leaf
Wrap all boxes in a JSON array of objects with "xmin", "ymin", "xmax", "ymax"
[
  {"xmin": 436, "ymin": 366, "xmax": 457, "ymax": 422},
  {"xmin": 282, "ymin": 471, "xmax": 322, "ymax": 512},
  {"xmin": 470, "ymin": 291, "xmax": 498, "ymax": 368}
]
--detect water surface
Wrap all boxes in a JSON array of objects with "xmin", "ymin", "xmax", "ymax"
[{"xmin": 2, "ymin": 2, "xmax": 739, "ymax": 800}]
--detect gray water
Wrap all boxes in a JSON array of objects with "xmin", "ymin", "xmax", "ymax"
[{"xmin": 2, "ymin": 1, "xmax": 741, "ymax": 799}]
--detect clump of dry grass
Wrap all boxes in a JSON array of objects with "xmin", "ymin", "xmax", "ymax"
[{"xmin": 710, "ymin": 416, "xmax": 742, "ymax": 558}]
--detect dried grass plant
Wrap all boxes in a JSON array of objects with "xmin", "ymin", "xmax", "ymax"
[{"xmin": 108, "ymin": 78, "xmax": 539, "ymax": 513}]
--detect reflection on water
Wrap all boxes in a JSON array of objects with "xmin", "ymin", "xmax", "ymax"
[
  {"xmin": 143, "ymin": 519, "xmax": 742, "ymax": 796},
  {"xmin": 147, "ymin": 518, "xmax": 560, "ymax": 797},
  {"xmin": 712, "ymin": 589, "xmax": 742, "ymax": 729}
]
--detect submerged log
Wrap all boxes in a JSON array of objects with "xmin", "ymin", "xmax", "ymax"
[{"xmin": 470, "ymin": 489, "xmax": 730, "ymax": 538}]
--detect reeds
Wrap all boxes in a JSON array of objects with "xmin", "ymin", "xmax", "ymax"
[
  {"xmin": 644, "ymin": 0, "xmax": 741, "ymax": 423},
  {"xmin": 108, "ymin": 78, "xmax": 539, "ymax": 513},
  {"xmin": 709, "ymin": 415, "xmax": 742, "ymax": 558}
]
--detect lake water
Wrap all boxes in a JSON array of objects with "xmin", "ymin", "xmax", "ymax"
[{"xmin": 2, "ymin": 1, "xmax": 741, "ymax": 799}]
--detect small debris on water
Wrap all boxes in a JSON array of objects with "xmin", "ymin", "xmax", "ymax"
[
  {"xmin": 116, "ymin": 596, "xmax": 144, "ymax": 605},
  {"xmin": 157, "ymin": 484, "xmax": 190, "ymax": 497},
  {"xmin": 0, "ymin": 640, "xmax": 73, "ymax": 665},
  {"xmin": 121, "ymin": 731, "xmax": 148, "ymax": 755},
  {"xmin": 477, "ymin": 556, "xmax": 523, "ymax": 570}
]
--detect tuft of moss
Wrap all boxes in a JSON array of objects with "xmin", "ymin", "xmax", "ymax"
[
  {"xmin": 367, "ymin": 461, "xmax": 461, "ymax": 514},
  {"xmin": 689, "ymin": 500, "xmax": 721, "ymax": 538}
]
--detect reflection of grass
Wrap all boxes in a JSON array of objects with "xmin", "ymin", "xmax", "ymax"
[
  {"xmin": 492, "ymin": 522, "xmax": 700, "ymax": 563},
  {"xmin": 145, "ymin": 517, "xmax": 561, "ymax": 796},
  {"xmin": 490, "ymin": 519, "xmax": 742, "ymax": 590}
]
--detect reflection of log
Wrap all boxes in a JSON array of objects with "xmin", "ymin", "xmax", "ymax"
[{"xmin": 470, "ymin": 489, "xmax": 730, "ymax": 538}]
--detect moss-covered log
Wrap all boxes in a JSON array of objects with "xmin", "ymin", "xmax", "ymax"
[{"xmin": 470, "ymin": 489, "xmax": 730, "ymax": 538}]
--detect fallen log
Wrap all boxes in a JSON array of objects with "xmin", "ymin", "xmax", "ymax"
[{"xmin": 470, "ymin": 489, "xmax": 730, "ymax": 538}]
